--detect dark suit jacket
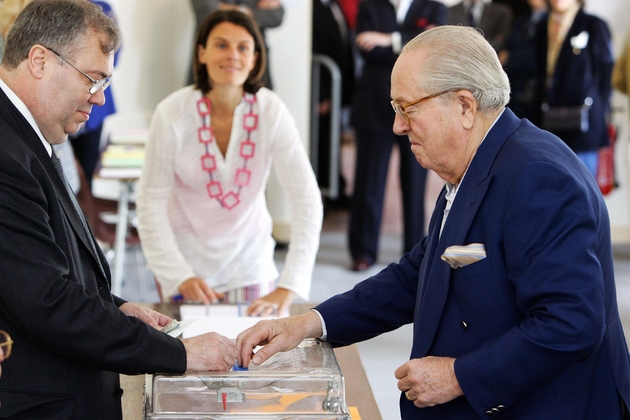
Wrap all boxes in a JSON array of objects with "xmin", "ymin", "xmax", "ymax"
[
  {"xmin": 533, "ymin": 9, "xmax": 613, "ymax": 152},
  {"xmin": 448, "ymin": 1, "xmax": 512, "ymax": 51},
  {"xmin": 351, "ymin": 0, "xmax": 447, "ymax": 130},
  {"xmin": 317, "ymin": 108, "xmax": 630, "ymax": 419},
  {"xmin": 0, "ymin": 87, "xmax": 186, "ymax": 419}
]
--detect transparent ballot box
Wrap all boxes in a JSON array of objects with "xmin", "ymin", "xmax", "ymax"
[{"xmin": 144, "ymin": 339, "xmax": 350, "ymax": 419}]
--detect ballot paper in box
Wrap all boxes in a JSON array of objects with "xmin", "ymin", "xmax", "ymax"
[{"xmin": 144, "ymin": 339, "xmax": 350, "ymax": 419}]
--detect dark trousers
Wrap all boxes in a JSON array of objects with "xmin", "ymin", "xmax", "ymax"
[{"xmin": 348, "ymin": 128, "xmax": 427, "ymax": 263}]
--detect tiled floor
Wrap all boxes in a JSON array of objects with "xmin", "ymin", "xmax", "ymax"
[{"xmin": 112, "ymin": 142, "xmax": 630, "ymax": 419}]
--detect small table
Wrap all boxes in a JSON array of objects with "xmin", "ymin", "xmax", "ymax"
[
  {"xmin": 96, "ymin": 169, "xmax": 140, "ymax": 296},
  {"xmin": 97, "ymin": 129, "xmax": 148, "ymax": 296}
]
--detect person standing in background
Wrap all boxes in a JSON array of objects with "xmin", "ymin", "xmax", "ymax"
[
  {"xmin": 137, "ymin": 10, "xmax": 322, "ymax": 316},
  {"xmin": 189, "ymin": 0, "xmax": 283, "ymax": 88},
  {"xmin": 499, "ymin": 0, "xmax": 547, "ymax": 120},
  {"xmin": 533, "ymin": 0, "xmax": 613, "ymax": 177},
  {"xmin": 447, "ymin": 0, "xmax": 513, "ymax": 52},
  {"xmin": 348, "ymin": 0, "xmax": 447, "ymax": 272}
]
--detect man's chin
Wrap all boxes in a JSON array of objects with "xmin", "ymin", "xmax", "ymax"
[{"xmin": 65, "ymin": 122, "xmax": 86, "ymax": 137}]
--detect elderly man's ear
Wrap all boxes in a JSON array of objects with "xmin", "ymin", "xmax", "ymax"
[{"xmin": 456, "ymin": 90, "xmax": 477, "ymax": 130}]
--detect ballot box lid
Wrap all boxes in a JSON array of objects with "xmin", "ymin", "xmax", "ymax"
[{"xmin": 144, "ymin": 339, "xmax": 350, "ymax": 419}]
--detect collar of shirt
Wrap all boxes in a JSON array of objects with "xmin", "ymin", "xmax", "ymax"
[
  {"xmin": 439, "ymin": 108, "xmax": 505, "ymax": 235},
  {"xmin": 0, "ymin": 77, "xmax": 51, "ymax": 157}
]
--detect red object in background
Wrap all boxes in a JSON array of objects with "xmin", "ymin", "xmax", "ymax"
[
  {"xmin": 337, "ymin": 0, "xmax": 358, "ymax": 30},
  {"xmin": 597, "ymin": 124, "xmax": 618, "ymax": 195}
]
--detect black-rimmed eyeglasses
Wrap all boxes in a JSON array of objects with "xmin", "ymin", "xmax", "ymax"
[
  {"xmin": 46, "ymin": 47, "xmax": 111, "ymax": 94},
  {"xmin": 391, "ymin": 89, "xmax": 454, "ymax": 125}
]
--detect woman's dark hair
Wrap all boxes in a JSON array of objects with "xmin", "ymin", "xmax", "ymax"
[{"xmin": 193, "ymin": 9, "xmax": 266, "ymax": 94}]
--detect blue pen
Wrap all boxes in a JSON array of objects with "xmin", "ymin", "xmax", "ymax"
[
  {"xmin": 171, "ymin": 294, "xmax": 184, "ymax": 302},
  {"xmin": 237, "ymin": 301, "xmax": 242, "ymax": 317},
  {"xmin": 233, "ymin": 361, "xmax": 248, "ymax": 371}
]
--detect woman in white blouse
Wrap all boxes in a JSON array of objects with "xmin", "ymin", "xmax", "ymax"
[{"xmin": 137, "ymin": 10, "xmax": 322, "ymax": 316}]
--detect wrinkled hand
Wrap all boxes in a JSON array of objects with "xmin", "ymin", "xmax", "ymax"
[
  {"xmin": 355, "ymin": 31, "xmax": 392, "ymax": 52},
  {"xmin": 236, "ymin": 311, "xmax": 322, "ymax": 367},
  {"xmin": 119, "ymin": 302, "xmax": 172, "ymax": 330},
  {"xmin": 178, "ymin": 277, "xmax": 224, "ymax": 305},
  {"xmin": 247, "ymin": 288, "xmax": 294, "ymax": 317},
  {"xmin": 182, "ymin": 332, "xmax": 238, "ymax": 372},
  {"xmin": 395, "ymin": 356, "xmax": 464, "ymax": 408}
]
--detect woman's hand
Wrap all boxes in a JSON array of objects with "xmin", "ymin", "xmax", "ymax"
[
  {"xmin": 247, "ymin": 287, "xmax": 295, "ymax": 316},
  {"xmin": 178, "ymin": 277, "xmax": 224, "ymax": 305}
]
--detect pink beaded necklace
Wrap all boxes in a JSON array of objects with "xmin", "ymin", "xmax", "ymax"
[{"xmin": 197, "ymin": 93, "xmax": 258, "ymax": 210}]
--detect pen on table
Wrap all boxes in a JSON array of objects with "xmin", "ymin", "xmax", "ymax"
[
  {"xmin": 237, "ymin": 301, "xmax": 242, "ymax": 317},
  {"xmin": 171, "ymin": 294, "xmax": 184, "ymax": 303}
]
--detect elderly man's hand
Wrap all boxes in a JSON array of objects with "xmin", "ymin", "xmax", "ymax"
[
  {"xmin": 395, "ymin": 356, "xmax": 464, "ymax": 407},
  {"xmin": 236, "ymin": 311, "xmax": 322, "ymax": 367}
]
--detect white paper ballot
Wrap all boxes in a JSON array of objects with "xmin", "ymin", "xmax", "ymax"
[
  {"xmin": 160, "ymin": 319, "xmax": 199, "ymax": 338},
  {"xmin": 182, "ymin": 316, "xmax": 268, "ymax": 339},
  {"xmin": 179, "ymin": 304, "xmax": 289, "ymax": 339}
]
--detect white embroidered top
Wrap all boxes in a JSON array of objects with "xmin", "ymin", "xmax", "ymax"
[{"xmin": 136, "ymin": 86, "xmax": 322, "ymax": 299}]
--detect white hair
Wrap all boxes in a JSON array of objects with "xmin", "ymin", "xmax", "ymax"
[{"xmin": 401, "ymin": 25, "xmax": 511, "ymax": 112}]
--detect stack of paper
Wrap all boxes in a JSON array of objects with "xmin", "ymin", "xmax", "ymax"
[{"xmin": 101, "ymin": 145, "xmax": 145, "ymax": 168}]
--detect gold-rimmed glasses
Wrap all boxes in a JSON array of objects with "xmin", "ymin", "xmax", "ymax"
[
  {"xmin": 45, "ymin": 46, "xmax": 112, "ymax": 94},
  {"xmin": 391, "ymin": 89, "xmax": 454, "ymax": 125},
  {"xmin": 0, "ymin": 330, "xmax": 12, "ymax": 360}
]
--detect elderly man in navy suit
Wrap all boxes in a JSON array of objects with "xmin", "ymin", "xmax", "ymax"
[{"xmin": 236, "ymin": 25, "xmax": 630, "ymax": 419}]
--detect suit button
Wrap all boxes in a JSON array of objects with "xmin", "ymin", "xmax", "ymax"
[
  {"xmin": 461, "ymin": 321, "xmax": 468, "ymax": 329},
  {"xmin": 485, "ymin": 409, "xmax": 494, "ymax": 416},
  {"xmin": 114, "ymin": 388, "xmax": 124, "ymax": 399},
  {"xmin": 497, "ymin": 405, "xmax": 505, "ymax": 411}
]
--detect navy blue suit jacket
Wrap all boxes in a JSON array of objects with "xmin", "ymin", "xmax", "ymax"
[
  {"xmin": 351, "ymin": 0, "xmax": 447, "ymax": 130},
  {"xmin": 533, "ymin": 9, "xmax": 613, "ymax": 152},
  {"xmin": 317, "ymin": 108, "xmax": 630, "ymax": 419}
]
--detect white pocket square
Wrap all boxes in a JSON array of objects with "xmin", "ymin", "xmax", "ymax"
[{"xmin": 441, "ymin": 243, "xmax": 486, "ymax": 269}]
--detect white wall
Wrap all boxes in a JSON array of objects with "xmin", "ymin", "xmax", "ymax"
[{"xmin": 102, "ymin": 0, "xmax": 630, "ymax": 243}]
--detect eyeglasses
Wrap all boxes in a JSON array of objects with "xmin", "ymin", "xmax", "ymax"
[
  {"xmin": 46, "ymin": 47, "xmax": 111, "ymax": 94},
  {"xmin": 391, "ymin": 89, "xmax": 454, "ymax": 125},
  {"xmin": 0, "ymin": 330, "xmax": 12, "ymax": 359}
]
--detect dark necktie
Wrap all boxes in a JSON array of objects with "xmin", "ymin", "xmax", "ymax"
[{"xmin": 51, "ymin": 149, "xmax": 105, "ymax": 276}]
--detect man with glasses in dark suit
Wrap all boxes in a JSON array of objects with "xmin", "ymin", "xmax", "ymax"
[{"xmin": 0, "ymin": 1, "xmax": 237, "ymax": 418}]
